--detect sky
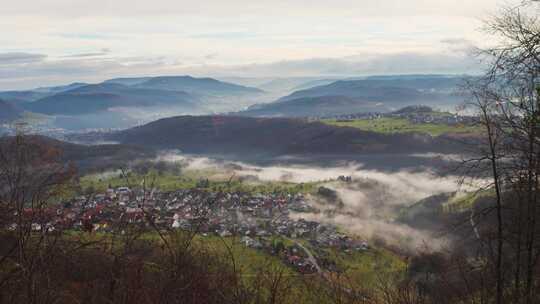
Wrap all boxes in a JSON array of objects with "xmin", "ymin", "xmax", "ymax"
[{"xmin": 0, "ymin": 0, "xmax": 528, "ymax": 89}]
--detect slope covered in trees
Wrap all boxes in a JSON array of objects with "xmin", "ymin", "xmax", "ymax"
[{"xmin": 109, "ymin": 115, "xmax": 469, "ymax": 156}]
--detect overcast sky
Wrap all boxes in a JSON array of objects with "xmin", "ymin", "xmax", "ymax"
[{"xmin": 0, "ymin": 0, "xmax": 527, "ymax": 89}]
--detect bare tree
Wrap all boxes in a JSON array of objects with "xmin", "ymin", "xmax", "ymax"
[
  {"xmin": 0, "ymin": 134, "xmax": 76, "ymax": 303},
  {"xmin": 465, "ymin": 1, "xmax": 540, "ymax": 303}
]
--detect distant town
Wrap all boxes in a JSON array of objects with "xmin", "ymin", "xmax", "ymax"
[
  {"xmin": 318, "ymin": 105, "xmax": 479, "ymax": 126},
  {"xmin": 14, "ymin": 182, "xmax": 369, "ymax": 275}
]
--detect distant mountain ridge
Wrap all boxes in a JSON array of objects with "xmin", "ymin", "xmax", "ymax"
[
  {"xmin": 104, "ymin": 77, "xmax": 153, "ymax": 86},
  {"xmin": 0, "ymin": 90, "xmax": 50, "ymax": 103},
  {"xmin": 238, "ymin": 75, "xmax": 466, "ymax": 118},
  {"xmin": 33, "ymin": 82, "xmax": 89, "ymax": 94},
  {"xmin": 134, "ymin": 75, "xmax": 264, "ymax": 96},
  {"xmin": 0, "ymin": 75, "xmax": 467, "ymax": 130},
  {"xmin": 240, "ymin": 95, "xmax": 390, "ymax": 117},
  {"xmin": 279, "ymin": 80, "xmax": 459, "ymax": 104},
  {"xmin": 10, "ymin": 75, "xmax": 264, "ymax": 116},
  {"xmin": 23, "ymin": 83, "xmax": 199, "ymax": 115},
  {"xmin": 0, "ymin": 83, "xmax": 90, "ymax": 104}
]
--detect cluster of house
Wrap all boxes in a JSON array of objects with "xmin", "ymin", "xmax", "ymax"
[
  {"xmin": 1, "ymin": 123, "xmax": 59, "ymax": 137},
  {"xmin": 397, "ymin": 111, "xmax": 478, "ymax": 126},
  {"xmin": 239, "ymin": 236, "xmax": 319, "ymax": 273},
  {"xmin": 8, "ymin": 186, "xmax": 369, "ymax": 272},
  {"xmin": 320, "ymin": 107, "xmax": 479, "ymax": 126}
]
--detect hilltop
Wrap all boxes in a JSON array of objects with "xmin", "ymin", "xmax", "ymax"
[
  {"xmin": 108, "ymin": 115, "xmax": 467, "ymax": 157},
  {"xmin": 240, "ymin": 95, "xmax": 390, "ymax": 117},
  {"xmin": 238, "ymin": 75, "xmax": 465, "ymax": 118},
  {"xmin": 278, "ymin": 76, "xmax": 463, "ymax": 106},
  {"xmin": 22, "ymin": 83, "xmax": 200, "ymax": 115},
  {"xmin": 2, "ymin": 76, "xmax": 264, "ymax": 118},
  {"xmin": 134, "ymin": 75, "xmax": 264, "ymax": 96}
]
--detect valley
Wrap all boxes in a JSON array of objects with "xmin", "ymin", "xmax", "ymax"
[
  {"xmin": 28, "ymin": 148, "xmax": 468, "ymax": 289},
  {"xmin": 0, "ymin": 73, "xmax": 515, "ymax": 304},
  {"xmin": 4, "ymin": 0, "xmax": 540, "ymax": 303}
]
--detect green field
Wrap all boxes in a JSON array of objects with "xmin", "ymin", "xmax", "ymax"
[
  {"xmin": 322, "ymin": 117, "xmax": 482, "ymax": 136},
  {"xmin": 80, "ymin": 169, "xmax": 320, "ymax": 195}
]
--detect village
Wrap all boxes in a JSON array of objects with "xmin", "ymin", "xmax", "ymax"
[
  {"xmin": 11, "ymin": 181, "xmax": 369, "ymax": 274},
  {"xmin": 319, "ymin": 105, "xmax": 479, "ymax": 126}
]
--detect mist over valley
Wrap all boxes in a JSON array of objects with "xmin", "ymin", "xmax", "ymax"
[{"xmin": 2, "ymin": 1, "xmax": 535, "ymax": 302}]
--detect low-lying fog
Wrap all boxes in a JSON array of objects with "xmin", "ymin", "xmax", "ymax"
[
  {"xmin": 47, "ymin": 95, "xmax": 274, "ymax": 131},
  {"xmin": 54, "ymin": 105, "xmax": 208, "ymax": 131},
  {"xmin": 155, "ymin": 151, "xmax": 480, "ymax": 252}
]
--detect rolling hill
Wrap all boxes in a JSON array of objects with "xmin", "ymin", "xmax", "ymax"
[
  {"xmin": 33, "ymin": 82, "xmax": 89, "ymax": 94},
  {"xmin": 0, "ymin": 75, "xmax": 264, "ymax": 117},
  {"xmin": 0, "ymin": 90, "xmax": 50, "ymax": 103},
  {"xmin": 291, "ymin": 79, "xmax": 341, "ymax": 91},
  {"xmin": 104, "ymin": 77, "xmax": 153, "ymax": 86},
  {"xmin": 279, "ymin": 79, "xmax": 461, "ymax": 105},
  {"xmin": 254, "ymin": 77, "xmax": 331, "ymax": 93},
  {"xmin": 135, "ymin": 75, "xmax": 264, "ymax": 96},
  {"xmin": 238, "ymin": 75, "xmax": 465, "ymax": 118},
  {"xmin": 0, "ymin": 83, "xmax": 89, "ymax": 103},
  {"xmin": 23, "ymin": 83, "xmax": 200, "ymax": 115},
  {"xmin": 281, "ymin": 75, "xmax": 463, "ymax": 101},
  {"xmin": 240, "ymin": 95, "xmax": 390, "ymax": 117},
  {"xmin": 360, "ymin": 74, "xmax": 464, "ymax": 89},
  {"xmin": 108, "ymin": 115, "xmax": 466, "ymax": 156}
]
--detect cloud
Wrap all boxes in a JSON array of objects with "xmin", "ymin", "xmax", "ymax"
[
  {"xmin": 441, "ymin": 38, "xmax": 477, "ymax": 54},
  {"xmin": 0, "ymin": 49, "xmax": 485, "ymax": 90},
  {"xmin": 204, "ymin": 53, "xmax": 219, "ymax": 60},
  {"xmin": 0, "ymin": 55, "xmax": 175, "ymax": 90},
  {"xmin": 62, "ymin": 48, "xmax": 112, "ymax": 58},
  {"xmin": 192, "ymin": 51, "xmax": 483, "ymax": 77},
  {"xmin": 0, "ymin": 52, "xmax": 47, "ymax": 65},
  {"xmin": 1, "ymin": 0, "xmax": 511, "ymax": 90},
  {"xmin": 0, "ymin": 0, "xmax": 518, "ymax": 19},
  {"xmin": 441, "ymin": 38, "xmax": 474, "ymax": 45}
]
